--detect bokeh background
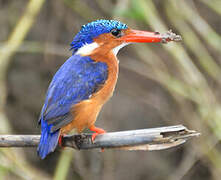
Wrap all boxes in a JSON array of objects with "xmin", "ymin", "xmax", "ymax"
[{"xmin": 0, "ymin": 0, "xmax": 221, "ymax": 179}]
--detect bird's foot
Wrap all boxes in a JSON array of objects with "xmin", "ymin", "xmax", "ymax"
[
  {"xmin": 58, "ymin": 134, "xmax": 66, "ymax": 148},
  {"xmin": 100, "ymin": 148, "xmax": 105, "ymax": 152},
  {"xmin": 89, "ymin": 125, "xmax": 106, "ymax": 142}
]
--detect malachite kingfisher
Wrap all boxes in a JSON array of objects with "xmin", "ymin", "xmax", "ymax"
[{"xmin": 37, "ymin": 19, "xmax": 181, "ymax": 159}]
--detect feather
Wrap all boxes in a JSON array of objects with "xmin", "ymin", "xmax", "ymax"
[
  {"xmin": 70, "ymin": 19, "xmax": 128, "ymax": 53},
  {"xmin": 37, "ymin": 120, "xmax": 60, "ymax": 159},
  {"xmin": 38, "ymin": 55, "xmax": 108, "ymax": 158}
]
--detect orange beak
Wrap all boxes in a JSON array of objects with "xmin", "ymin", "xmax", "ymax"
[{"xmin": 118, "ymin": 29, "xmax": 181, "ymax": 43}]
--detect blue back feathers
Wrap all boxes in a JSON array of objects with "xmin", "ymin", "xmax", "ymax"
[
  {"xmin": 38, "ymin": 55, "xmax": 108, "ymax": 159},
  {"xmin": 70, "ymin": 19, "xmax": 128, "ymax": 53},
  {"xmin": 43, "ymin": 55, "xmax": 107, "ymax": 123}
]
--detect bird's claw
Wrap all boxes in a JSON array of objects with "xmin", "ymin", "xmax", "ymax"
[
  {"xmin": 91, "ymin": 133, "xmax": 105, "ymax": 152},
  {"xmin": 91, "ymin": 133, "xmax": 98, "ymax": 142},
  {"xmin": 89, "ymin": 125, "xmax": 106, "ymax": 143},
  {"xmin": 58, "ymin": 135, "xmax": 63, "ymax": 147},
  {"xmin": 58, "ymin": 134, "xmax": 66, "ymax": 148}
]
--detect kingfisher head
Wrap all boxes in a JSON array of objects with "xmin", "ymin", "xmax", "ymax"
[{"xmin": 71, "ymin": 19, "xmax": 179, "ymax": 56}]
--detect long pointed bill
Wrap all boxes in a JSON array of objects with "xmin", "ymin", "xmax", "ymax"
[{"xmin": 119, "ymin": 29, "xmax": 182, "ymax": 43}]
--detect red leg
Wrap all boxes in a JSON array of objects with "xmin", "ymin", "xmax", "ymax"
[
  {"xmin": 89, "ymin": 125, "xmax": 106, "ymax": 142},
  {"xmin": 58, "ymin": 135, "xmax": 63, "ymax": 147},
  {"xmin": 58, "ymin": 134, "xmax": 66, "ymax": 148}
]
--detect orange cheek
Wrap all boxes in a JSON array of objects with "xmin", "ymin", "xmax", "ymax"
[{"xmin": 93, "ymin": 33, "xmax": 123, "ymax": 52}]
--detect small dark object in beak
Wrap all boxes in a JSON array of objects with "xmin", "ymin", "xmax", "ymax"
[{"xmin": 161, "ymin": 29, "xmax": 182, "ymax": 44}]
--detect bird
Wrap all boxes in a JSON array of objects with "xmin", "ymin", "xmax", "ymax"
[{"xmin": 37, "ymin": 19, "xmax": 172, "ymax": 159}]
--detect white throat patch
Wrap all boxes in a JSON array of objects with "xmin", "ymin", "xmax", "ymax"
[
  {"xmin": 112, "ymin": 43, "xmax": 130, "ymax": 56},
  {"xmin": 75, "ymin": 42, "xmax": 99, "ymax": 56},
  {"xmin": 75, "ymin": 42, "xmax": 130, "ymax": 57}
]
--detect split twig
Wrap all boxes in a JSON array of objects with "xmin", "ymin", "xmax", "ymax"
[{"xmin": 0, "ymin": 125, "xmax": 199, "ymax": 151}]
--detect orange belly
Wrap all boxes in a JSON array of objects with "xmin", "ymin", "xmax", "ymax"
[
  {"xmin": 61, "ymin": 51, "xmax": 118, "ymax": 134},
  {"xmin": 61, "ymin": 99, "xmax": 101, "ymax": 133}
]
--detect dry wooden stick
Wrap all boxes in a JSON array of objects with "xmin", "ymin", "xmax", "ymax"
[{"xmin": 0, "ymin": 125, "xmax": 199, "ymax": 151}]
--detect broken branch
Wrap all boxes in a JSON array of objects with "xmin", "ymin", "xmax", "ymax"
[{"xmin": 0, "ymin": 125, "xmax": 199, "ymax": 151}]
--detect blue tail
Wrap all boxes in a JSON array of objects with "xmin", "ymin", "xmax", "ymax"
[{"xmin": 37, "ymin": 119, "xmax": 60, "ymax": 159}]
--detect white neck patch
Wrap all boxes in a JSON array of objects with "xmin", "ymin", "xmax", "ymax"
[
  {"xmin": 75, "ymin": 42, "xmax": 99, "ymax": 56},
  {"xmin": 75, "ymin": 42, "xmax": 130, "ymax": 57},
  {"xmin": 112, "ymin": 43, "xmax": 130, "ymax": 56}
]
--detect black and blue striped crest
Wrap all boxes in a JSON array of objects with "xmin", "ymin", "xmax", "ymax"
[{"xmin": 70, "ymin": 19, "xmax": 128, "ymax": 53}]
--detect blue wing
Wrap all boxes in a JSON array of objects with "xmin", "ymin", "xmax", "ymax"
[
  {"xmin": 37, "ymin": 55, "xmax": 108, "ymax": 159},
  {"xmin": 42, "ymin": 55, "xmax": 107, "ymax": 131}
]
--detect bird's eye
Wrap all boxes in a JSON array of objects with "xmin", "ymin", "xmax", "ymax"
[{"xmin": 111, "ymin": 29, "xmax": 122, "ymax": 38}]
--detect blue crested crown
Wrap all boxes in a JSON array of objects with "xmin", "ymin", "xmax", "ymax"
[{"xmin": 70, "ymin": 19, "xmax": 128, "ymax": 53}]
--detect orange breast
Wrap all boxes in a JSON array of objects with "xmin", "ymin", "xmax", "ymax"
[
  {"xmin": 90, "ymin": 52, "xmax": 119, "ymax": 103},
  {"xmin": 61, "ymin": 51, "xmax": 119, "ymax": 134}
]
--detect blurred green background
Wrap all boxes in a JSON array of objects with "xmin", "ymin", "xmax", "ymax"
[{"xmin": 0, "ymin": 0, "xmax": 221, "ymax": 179}]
